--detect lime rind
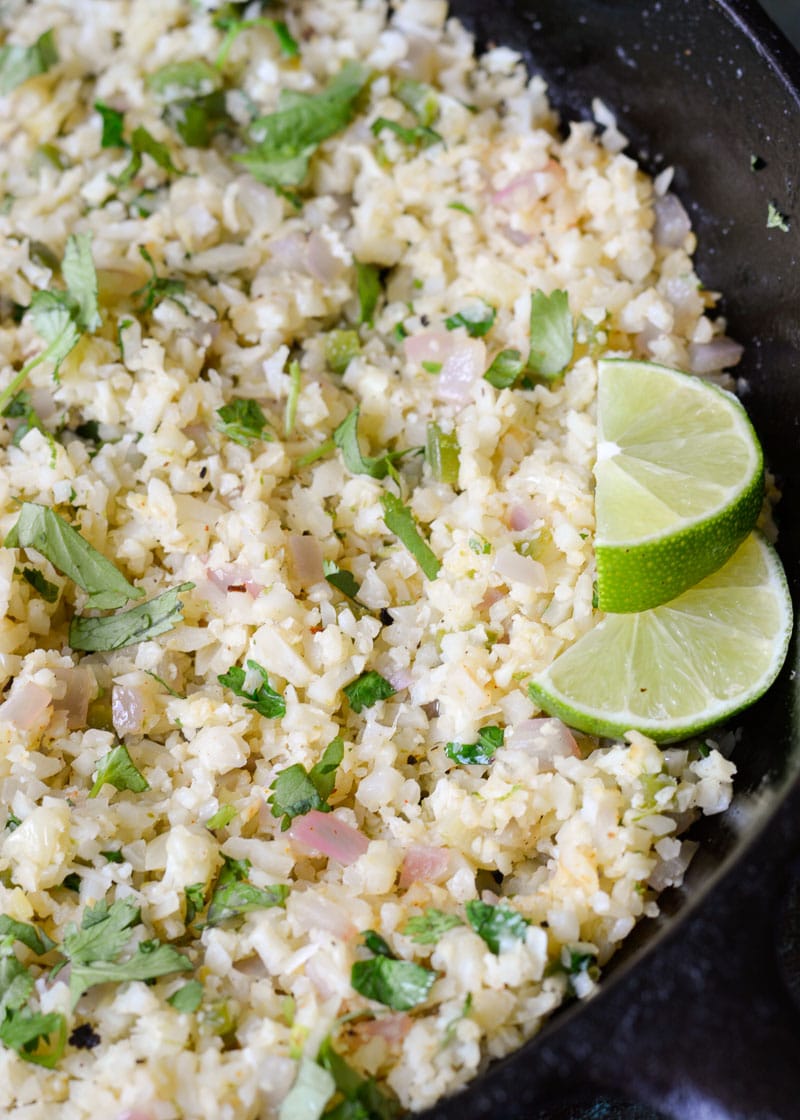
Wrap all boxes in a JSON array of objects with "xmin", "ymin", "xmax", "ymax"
[
  {"xmin": 595, "ymin": 359, "xmax": 764, "ymax": 613},
  {"xmin": 529, "ymin": 532, "xmax": 793, "ymax": 744}
]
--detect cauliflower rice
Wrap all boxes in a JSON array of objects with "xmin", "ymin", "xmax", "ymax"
[{"xmin": 0, "ymin": 1, "xmax": 740, "ymax": 1117}]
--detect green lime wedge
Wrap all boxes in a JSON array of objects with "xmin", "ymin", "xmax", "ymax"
[
  {"xmin": 529, "ymin": 532, "xmax": 792, "ymax": 743},
  {"xmin": 595, "ymin": 359, "xmax": 764, "ymax": 613}
]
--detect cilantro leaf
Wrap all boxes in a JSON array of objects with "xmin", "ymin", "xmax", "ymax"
[
  {"xmin": 68, "ymin": 582, "xmax": 194, "ymax": 652},
  {"xmin": 317, "ymin": 1038, "xmax": 401, "ymax": 1120},
  {"xmin": 235, "ymin": 61, "xmax": 370, "ymax": 192},
  {"xmin": 101, "ymin": 849, "xmax": 124, "ymax": 863},
  {"xmin": 333, "ymin": 408, "xmax": 412, "ymax": 479},
  {"xmin": 465, "ymin": 899, "xmax": 529, "ymax": 954},
  {"xmin": 371, "ymin": 117, "xmax": 442, "ymax": 150},
  {"xmin": 351, "ymin": 947, "xmax": 436, "ymax": 1011},
  {"xmin": 402, "ymin": 909, "xmax": 463, "ymax": 946},
  {"xmin": 0, "ymin": 951, "xmax": 34, "ymax": 1018},
  {"xmin": 21, "ymin": 567, "xmax": 59, "ymax": 603},
  {"xmin": 113, "ymin": 125, "xmax": 183, "ymax": 186},
  {"xmin": 355, "ymin": 261, "xmax": 381, "ymax": 327},
  {"xmin": 379, "ymin": 492, "xmax": 440, "ymax": 580},
  {"xmin": 395, "ymin": 79, "xmax": 438, "ymax": 127},
  {"xmin": 26, "ymin": 291, "xmax": 80, "ymax": 379},
  {"xmin": 5, "ymin": 503, "xmax": 142, "ymax": 610},
  {"xmin": 205, "ymin": 878, "xmax": 288, "ymax": 928},
  {"xmin": 167, "ymin": 978, "xmax": 204, "ymax": 1012},
  {"xmin": 425, "ymin": 422, "xmax": 460, "ymax": 485},
  {"xmin": 165, "ymin": 90, "xmax": 233, "ymax": 148},
  {"xmin": 215, "ymin": 398, "xmax": 273, "ymax": 447},
  {"xmin": 445, "ymin": 300, "xmax": 496, "ymax": 338},
  {"xmin": 322, "ymin": 559, "xmax": 365, "ymax": 607},
  {"xmin": 484, "ymin": 348, "xmax": 524, "ymax": 389},
  {"xmin": 527, "ymin": 289, "xmax": 573, "ymax": 381},
  {"xmin": 216, "ymin": 16, "xmax": 299, "ymax": 69},
  {"xmin": 62, "ymin": 898, "xmax": 140, "ymax": 967},
  {"xmin": 362, "ymin": 929, "xmax": 393, "ymax": 957},
  {"xmin": 184, "ymin": 883, "xmax": 206, "ymax": 926},
  {"xmin": 445, "ymin": 725, "xmax": 503, "ymax": 765},
  {"xmin": 0, "ymin": 917, "xmax": 54, "ymax": 957},
  {"xmin": 94, "ymin": 101, "xmax": 126, "ymax": 148},
  {"xmin": 0, "ymin": 29, "xmax": 58, "ymax": 95},
  {"xmin": 89, "ymin": 743, "xmax": 149, "ymax": 798},
  {"xmin": 268, "ymin": 736, "xmax": 344, "ymax": 830},
  {"xmin": 133, "ymin": 246, "xmax": 187, "ymax": 313},
  {"xmin": 147, "ymin": 59, "xmax": 221, "ymax": 98},
  {"xmin": 205, "ymin": 804, "xmax": 237, "ymax": 830},
  {"xmin": 69, "ymin": 942, "xmax": 192, "ymax": 1003},
  {"xmin": 62, "ymin": 233, "xmax": 101, "ymax": 333},
  {"xmin": 0, "ymin": 1010, "xmax": 66, "ymax": 1068},
  {"xmin": 343, "ymin": 670, "xmax": 395, "ymax": 714},
  {"xmin": 279, "ymin": 1057, "xmax": 336, "ymax": 1120},
  {"xmin": 218, "ymin": 659, "xmax": 285, "ymax": 718}
]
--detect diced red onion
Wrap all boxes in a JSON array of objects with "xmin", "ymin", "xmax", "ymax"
[
  {"xmin": 399, "ymin": 845, "xmax": 450, "ymax": 888},
  {"xmin": 493, "ymin": 546, "xmax": 547, "ymax": 589},
  {"xmin": 492, "ymin": 163, "xmax": 561, "ymax": 210},
  {"xmin": 507, "ymin": 718, "xmax": 579, "ymax": 769},
  {"xmin": 269, "ymin": 232, "xmax": 308, "ymax": 271},
  {"xmin": 479, "ymin": 588, "xmax": 504, "ymax": 611},
  {"xmin": 652, "ymin": 193, "xmax": 692, "ymax": 248},
  {"xmin": 0, "ymin": 681, "xmax": 52, "ymax": 731},
  {"xmin": 289, "ymin": 810, "xmax": 369, "ymax": 865},
  {"xmin": 307, "ymin": 231, "xmax": 341, "ymax": 284},
  {"xmin": 355, "ymin": 1013, "xmax": 413, "ymax": 1044},
  {"xmin": 112, "ymin": 684, "xmax": 144, "ymax": 737},
  {"xmin": 385, "ymin": 667, "xmax": 413, "ymax": 692},
  {"xmin": 290, "ymin": 889, "xmax": 356, "ymax": 939},
  {"xmin": 288, "ymin": 534, "xmax": 324, "ymax": 587},
  {"xmin": 508, "ymin": 505, "xmax": 533, "ymax": 532},
  {"xmin": 688, "ymin": 338, "xmax": 744, "ymax": 374},
  {"xmin": 437, "ymin": 339, "xmax": 486, "ymax": 404},
  {"xmin": 305, "ymin": 950, "xmax": 339, "ymax": 998},
  {"xmin": 52, "ymin": 667, "xmax": 92, "ymax": 730},
  {"xmin": 499, "ymin": 224, "xmax": 534, "ymax": 247},
  {"xmin": 647, "ymin": 840, "xmax": 698, "ymax": 891},
  {"xmin": 244, "ymin": 580, "xmax": 263, "ymax": 599},
  {"xmin": 404, "ymin": 328, "xmax": 455, "ymax": 367},
  {"xmin": 207, "ymin": 565, "xmax": 249, "ymax": 592}
]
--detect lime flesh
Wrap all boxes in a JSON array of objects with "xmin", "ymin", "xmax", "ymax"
[
  {"xmin": 595, "ymin": 359, "xmax": 764, "ymax": 613},
  {"xmin": 529, "ymin": 532, "xmax": 792, "ymax": 744}
]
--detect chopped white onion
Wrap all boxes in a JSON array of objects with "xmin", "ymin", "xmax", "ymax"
[
  {"xmin": 0, "ymin": 681, "xmax": 52, "ymax": 731},
  {"xmin": 289, "ymin": 810, "xmax": 369, "ymax": 865},
  {"xmin": 288, "ymin": 534, "xmax": 324, "ymax": 587},
  {"xmin": 688, "ymin": 338, "xmax": 744, "ymax": 373},
  {"xmin": 652, "ymin": 193, "xmax": 692, "ymax": 248},
  {"xmin": 492, "ymin": 164, "xmax": 559, "ymax": 210},
  {"xmin": 112, "ymin": 684, "xmax": 144, "ymax": 737},
  {"xmin": 648, "ymin": 840, "xmax": 698, "ymax": 891},
  {"xmin": 52, "ymin": 667, "xmax": 93, "ymax": 730},
  {"xmin": 507, "ymin": 718, "xmax": 579, "ymax": 769},
  {"xmin": 307, "ymin": 231, "xmax": 342, "ymax": 284},
  {"xmin": 355, "ymin": 1013, "xmax": 413, "ymax": 1044},
  {"xmin": 493, "ymin": 545, "xmax": 547, "ymax": 589},
  {"xmin": 289, "ymin": 889, "xmax": 356, "ymax": 940},
  {"xmin": 404, "ymin": 328, "xmax": 455, "ymax": 367}
]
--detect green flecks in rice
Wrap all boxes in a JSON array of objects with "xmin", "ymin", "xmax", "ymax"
[{"xmin": 0, "ymin": 0, "xmax": 739, "ymax": 1116}]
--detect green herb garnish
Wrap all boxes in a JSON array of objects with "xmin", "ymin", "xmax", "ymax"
[
  {"xmin": 527, "ymin": 289, "xmax": 573, "ymax": 381},
  {"xmin": 465, "ymin": 899, "xmax": 529, "ymax": 954},
  {"xmin": 218, "ymin": 659, "xmax": 286, "ymax": 718},
  {"xmin": 484, "ymin": 348, "xmax": 524, "ymax": 389},
  {"xmin": 402, "ymin": 909, "xmax": 463, "ymax": 946},
  {"xmin": 205, "ymin": 804, "xmax": 237, "ymax": 830},
  {"xmin": 343, "ymin": 671, "xmax": 395, "ymax": 713},
  {"xmin": 379, "ymin": 492, "xmax": 440, "ymax": 580},
  {"xmin": 426, "ymin": 422, "xmax": 460, "ymax": 485},
  {"xmin": 167, "ymin": 979, "xmax": 204, "ymax": 1013},
  {"xmin": 322, "ymin": 559, "xmax": 365, "ymax": 608},
  {"xmin": 356, "ymin": 261, "xmax": 381, "ymax": 327},
  {"xmin": 350, "ymin": 931, "xmax": 437, "ymax": 1011},
  {"xmin": 371, "ymin": 117, "xmax": 442, "ymax": 150},
  {"xmin": 268, "ymin": 736, "xmax": 344, "ymax": 830},
  {"xmin": 0, "ymin": 29, "xmax": 58, "ymax": 95},
  {"xmin": 325, "ymin": 329, "xmax": 361, "ymax": 374},
  {"xmin": 133, "ymin": 246, "xmax": 187, "ymax": 313},
  {"xmin": 284, "ymin": 360, "xmax": 301, "ymax": 438},
  {"xmin": 767, "ymin": 202, "xmax": 790, "ymax": 232},
  {"xmin": 445, "ymin": 725, "xmax": 503, "ymax": 765},
  {"xmin": 69, "ymin": 582, "xmax": 194, "ymax": 652},
  {"xmin": 445, "ymin": 300, "xmax": 496, "ymax": 338},
  {"xmin": 89, "ymin": 743, "xmax": 149, "ymax": 798},
  {"xmin": 215, "ymin": 398, "xmax": 272, "ymax": 447}
]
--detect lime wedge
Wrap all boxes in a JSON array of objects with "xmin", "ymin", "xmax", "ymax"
[
  {"xmin": 529, "ymin": 532, "xmax": 792, "ymax": 743},
  {"xmin": 595, "ymin": 359, "xmax": 764, "ymax": 613}
]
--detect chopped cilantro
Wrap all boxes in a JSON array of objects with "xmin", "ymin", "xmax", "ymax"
[
  {"xmin": 4, "ymin": 813, "xmax": 20, "ymax": 831},
  {"xmin": 484, "ymin": 348, "xmax": 524, "ymax": 389},
  {"xmin": 269, "ymin": 736, "xmax": 344, "ymax": 830},
  {"xmin": 447, "ymin": 201, "xmax": 473, "ymax": 215},
  {"xmin": 371, "ymin": 117, "xmax": 442, "ymax": 150},
  {"xmin": 69, "ymin": 583, "xmax": 194, "ymax": 652},
  {"xmin": 468, "ymin": 535, "xmax": 491, "ymax": 555},
  {"xmin": 445, "ymin": 300, "xmax": 496, "ymax": 338},
  {"xmin": 0, "ymin": 29, "xmax": 58, "ymax": 95},
  {"xmin": 112, "ymin": 125, "xmax": 184, "ymax": 186},
  {"xmin": 133, "ymin": 246, "xmax": 187, "ymax": 313},
  {"xmin": 205, "ymin": 872, "xmax": 288, "ymax": 927},
  {"xmin": 527, "ymin": 289, "xmax": 574, "ymax": 381},
  {"xmin": 215, "ymin": 15, "xmax": 299, "ymax": 70},
  {"xmin": 343, "ymin": 671, "xmax": 395, "ymax": 713},
  {"xmin": 284, "ymin": 360, "xmax": 301, "ymax": 438},
  {"xmin": 184, "ymin": 883, "xmax": 206, "ymax": 926},
  {"xmin": 218, "ymin": 659, "xmax": 286, "ymax": 718},
  {"xmin": 167, "ymin": 979, "xmax": 204, "ymax": 1013},
  {"xmin": 235, "ymin": 61, "xmax": 369, "ymax": 195},
  {"xmin": 465, "ymin": 899, "xmax": 529, "ymax": 954},
  {"xmin": 325, "ymin": 329, "xmax": 360, "ymax": 374},
  {"xmin": 351, "ymin": 931, "xmax": 437, "ymax": 1011},
  {"xmin": 395, "ymin": 78, "xmax": 438, "ymax": 127},
  {"xmin": 379, "ymin": 492, "xmax": 441, "ymax": 580},
  {"xmin": 333, "ymin": 407, "xmax": 414, "ymax": 479},
  {"xmin": 5, "ymin": 503, "xmax": 142, "ymax": 610},
  {"xmin": 421, "ymin": 360, "xmax": 441, "ymax": 373},
  {"xmin": 402, "ymin": 908, "xmax": 463, "ymax": 945},
  {"xmin": 0, "ymin": 916, "xmax": 55, "ymax": 957},
  {"xmin": 94, "ymin": 101, "xmax": 126, "ymax": 148},
  {"xmin": 322, "ymin": 559, "xmax": 365, "ymax": 608},
  {"xmin": 100, "ymin": 850, "xmax": 124, "ymax": 864},
  {"xmin": 89, "ymin": 743, "xmax": 149, "ymax": 798},
  {"xmin": 445, "ymin": 725, "xmax": 504, "ymax": 765},
  {"xmin": 147, "ymin": 59, "xmax": 221, "ymax": 97},
  {"xmin": 0, "ymin": 1010, "xmax": 66, "ymax": 1068},
  {"xmin": 215, "ymin": 398, "xmax": 272, "ymax": 447},
  {"xmin": 21, "ymin": 567, "xmax": 59, "ymax": 603},
  {"xmin": 279, "ymin": 1057, "xmax": 336, "ymax": 1120},
  {"xmin": 317, "ymin": 1037, "xmax": 401, "ymax": 1120}
]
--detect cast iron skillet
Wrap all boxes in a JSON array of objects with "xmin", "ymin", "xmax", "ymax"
[{"xmin": 418, "ymin": 2, "xmax": 800, "ymax": 1117}]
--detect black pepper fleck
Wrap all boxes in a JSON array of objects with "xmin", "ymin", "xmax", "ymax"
[
  {"xmin": 69, "ymin": 1023, "xmax": 101, "ymax": 1050},
  {"xmin": 379, "ymin": 608, "xmax": 393, "ymax": 626}
]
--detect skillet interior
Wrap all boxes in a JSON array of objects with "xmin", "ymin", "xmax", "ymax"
[{"xmin": 419, "ymin": 1, "xmax": 800, "ymax": 1115}]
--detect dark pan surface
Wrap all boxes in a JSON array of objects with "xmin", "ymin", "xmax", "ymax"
[{"xmin": 419, "ymin": 2, "xmax": 800, "ymax": 1116}]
